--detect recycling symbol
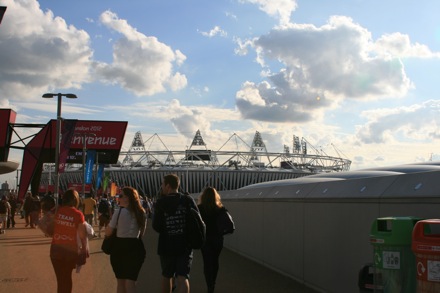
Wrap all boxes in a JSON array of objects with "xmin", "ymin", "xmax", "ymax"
[
  {"xmin": 417, "ymin": 262, "xmax": 426, "ymax": 276},
  {"xmin": 375, "ymin": 253, "xmax": 381, "ymax": 265}
]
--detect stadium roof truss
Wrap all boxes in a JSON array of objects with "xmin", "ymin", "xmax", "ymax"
[{"xmin": 117, "ymin": 130, "xmax": 351, "ymax": 173}]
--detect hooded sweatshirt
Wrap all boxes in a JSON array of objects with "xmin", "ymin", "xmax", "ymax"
[{"xmin": 153, "ymin": 193, "xmax": 198, "ymax": 255}]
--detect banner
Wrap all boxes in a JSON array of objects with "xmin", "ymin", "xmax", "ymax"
[
  {"xmin": 85, "ymin": 150, "xmax": 96, "ymax": 184},
  {"xmin": 110, "ymin": 182, "xmax": 117, "ymax": 196},
  {"xmin": 38, "ymin": 184, "xmax": 54, "ymax": 194},
  {"xmin": 68, "ymin": 183, "xmax": 92, "ymax": 194},
  {"xmin": 59, "ymin": 120, "xmax": 77, "ymax": 173},
  {"xmin": 96, "ymin": 164, "xmax": 105, "ymax": 189},
  {"xmin": 102, "ymin": 171, "xmax": 110, "ymax": 192},
  {"xmin": 0, "ymin": 109, "xmax": 17, "ymax": 162}
]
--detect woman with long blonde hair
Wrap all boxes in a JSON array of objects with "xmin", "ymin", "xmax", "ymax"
[
  {"xmin": 198, "ymin": 187, "xmax": 234, "ymax": 293},
  {"xmin": 105, "ymin": 186, "xmax": 146, "ymax": 293}
]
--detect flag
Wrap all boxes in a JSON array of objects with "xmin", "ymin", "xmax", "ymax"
[
  {"xmin": 96, "ymin": 164, "xmax": 105, "ymax": 189},
  {"xmin": 102, "ymin": 171, "xmax": 110, "ymax": 192},
  {"xmin": 59, "ymin": 120, "xmax": 77, "ymax": 173},
  {"xmin": 85, "ymin": 150, "xmax": 96, "ymax": 184},
  {"xmin": 110, "ymin": 182, "xmax": 117, "ymax": 196}
]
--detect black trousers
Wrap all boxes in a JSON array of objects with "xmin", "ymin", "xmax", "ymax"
[
  {"xmin": 7, "ymin": 212, "xmax": 15, "ymax": 228},
  {"xmin": 50, "ymin": 248, "xmax": 77, "ymax": 293},
  {"xmin": 201, "ymin": 242, "xmax": 223, "ymax": 291}
]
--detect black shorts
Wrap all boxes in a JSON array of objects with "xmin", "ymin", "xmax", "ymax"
[
  {"xmin": 160, "ymin": 251, "xmax": 193, "ymax": 279},
  {"xmin": 99, "ymin": 214, "xmax": 110, "ymax": 227}
]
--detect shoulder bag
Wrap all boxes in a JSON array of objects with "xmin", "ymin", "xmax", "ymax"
[
  {"xmin": 217, "ymin": 208, "xmax": 235, "ymax": 235},
  {"xmin": 37, "ymin": 210, "xmax": 55, "ymax": 237},
  {"xmin": 101, "ymin": 208, "xmax": 122, "ymax": 255}
]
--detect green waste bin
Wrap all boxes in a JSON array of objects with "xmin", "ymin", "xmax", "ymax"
[{"xmin": 370, "ymin": 217, "xmax": 422, "ymax": 293}]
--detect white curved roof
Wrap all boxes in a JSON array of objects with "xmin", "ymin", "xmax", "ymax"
[{"xmin": 239, "ymin": 162, "xmax": 440, "ymax": 193}]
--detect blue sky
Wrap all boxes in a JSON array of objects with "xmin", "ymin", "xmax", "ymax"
[{"xmin": 1, "ymin": 0, "xmax": 440, "ymax": 185}]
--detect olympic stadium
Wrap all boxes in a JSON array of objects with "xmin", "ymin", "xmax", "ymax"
[{"xmin": 39, "ymin": 130, "xmax": 351, "ymax": 197}]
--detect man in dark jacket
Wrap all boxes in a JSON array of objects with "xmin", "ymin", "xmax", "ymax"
[
  {"xmin": 29, "ymin": 194, "xmax": 41, "ymax": 228},
  {"xmin": 153, "ymin": 174, "xmax": 198, "ymax": 293},
  {"xmin": 23, "ymin": 192, "xmax": 33, "ymax": 227}
]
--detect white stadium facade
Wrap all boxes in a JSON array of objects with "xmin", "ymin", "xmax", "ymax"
[{"xmin": 39, "ymin": 130, "xmax": 351, "ymax": 197}]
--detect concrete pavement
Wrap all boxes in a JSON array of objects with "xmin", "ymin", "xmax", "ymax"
[{"xmin": 0, "ymin": 216, "xmax": 318, "ymax": 293}]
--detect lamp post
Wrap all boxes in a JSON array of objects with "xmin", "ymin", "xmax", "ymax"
[{"xmin": 42, "ymin": 93, "xmax": 77, "ymax": 206}]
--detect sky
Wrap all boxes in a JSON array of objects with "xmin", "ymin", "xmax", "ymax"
[{"xmin": 1, "ymin": 0, "xmax": 440, "ymax": 186}]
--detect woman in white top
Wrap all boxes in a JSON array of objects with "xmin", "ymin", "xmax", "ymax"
[{"xmin": 105, "ymin": 187, "xmax": 146, "ymax": 293}]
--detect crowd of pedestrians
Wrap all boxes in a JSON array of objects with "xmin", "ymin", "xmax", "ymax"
[
  {"xmin": 1, "ymin": 174, "xmax": 234, "ymax": 293},
  {"xmin": 0, "ymin": 191, "xmax": 20, "ymax": 233}
]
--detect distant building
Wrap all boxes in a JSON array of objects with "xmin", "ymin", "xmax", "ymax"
[{"xmin": 0, "ymin": 180, "xmax": 9, "ymax": 196}]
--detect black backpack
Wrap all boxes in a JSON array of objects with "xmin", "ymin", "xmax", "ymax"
[
  {"xmin": 0, "ymin": 201, "xmax": 6, "ymax": 213},
  {"xmin": 182, "ymin": 195, "xmax": 206, "ymax": 249},
  {"xmin": 98, "ymin": 199, "xmax": 109, "ymax": 215}
]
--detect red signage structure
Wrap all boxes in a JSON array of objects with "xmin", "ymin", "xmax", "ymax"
[
  {"xmin": 17, "ymin": 119, "xmax": 127, "ymax": 200},
  {"xmin": 66, "ymin": 120, "xmax": 127, "ymax": 163},
  {"xmin": 0, "ymin": 109, "xmax": 16, "ymax": 162},
  {"xmin": 38, "ymin": 184, "xmax": 54, "ymax": 194},
  {"xmin": 68, "ymin": 183, "xmax": 92, "ymax": 194},
  {"xmin": 0, "ymin": 6, "xmax": 6, "ymax": 25}
]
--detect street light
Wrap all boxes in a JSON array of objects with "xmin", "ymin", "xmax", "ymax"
[{"xmin": 42, "ymin": 93, "xmax": 77, "ymax": 206}]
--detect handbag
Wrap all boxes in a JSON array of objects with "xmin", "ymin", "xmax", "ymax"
[
  {"xmin": 37, "ymin": 210, "xmax": 55, "ymax": 237},
  {"xmin": 101, "ymin": 208, "xmax": 122, "ymax": 255},
  {"xmin": 217, "ymin": 208, "xmax": 235, "ymax": 235}
]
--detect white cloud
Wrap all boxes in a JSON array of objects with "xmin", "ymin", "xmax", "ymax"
[
  {"xmin": 0, "ymin": 0, "xmax": 93, "ymax": 100},
  {"xmin": 98, "ymin": 99, "xmax": 242, "ymax": 143},
  {"xmin": 199, "ymin": 26, "xmax": 227, "ymax": 38},
  {"xmin": 0, "ymin": 98, "xmax": 13, "ymax": 109},
  {"xmin": 240, "ymin": 0, "xmax": 297, "ymax": 25},
  {"xmin": 14, "ymin": 101, "xmax": 101, "ymax": 116},
  {"xmin": 235, "ymin": 16, "xmax": 425, "ymax": 123},
  {"xmin": 191, "ymin": 86, "xmax": 210, "ymax": 97},
  {"xmin": 94, "ymin": 10, "xmax": 187, "ymax": 96},
  {"xmin": 374, "ymin": 32, "xmax": 440, "ymax": 59},
  {"xmin": 225, "ymin": 11, "xmax": 238, "ymax": 20},
  {"xmin": 236, "ymin": 71, "xmax": 329, "ymax": 122},
  {"xmin": 355, "ymin": 100, "xmax": 440, "ymax": 144},
  {"xmin": 234, "ymin": 37, "xmax": 255, "ymax": 56},
  {"xmin": 165, "ymin": 100, "xmax": 244, "ymax": 141}
]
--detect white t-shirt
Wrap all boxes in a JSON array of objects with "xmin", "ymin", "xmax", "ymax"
[{"xmin": 109, "ymin": 207, "xmax": 145, "ymax": 238}]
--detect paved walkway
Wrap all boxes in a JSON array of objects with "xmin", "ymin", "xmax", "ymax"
[{"xmin": 0, "ymin": 216, "xmax": 318, "ymax": 293}]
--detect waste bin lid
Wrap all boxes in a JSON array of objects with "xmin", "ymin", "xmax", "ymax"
[
  {"xmin": 412, "ymin": 219, "xmax": 440, "ymax": 254},
  {"xmin": 370, "ymin": 216, "xmax": 422, "ymax": 245}
]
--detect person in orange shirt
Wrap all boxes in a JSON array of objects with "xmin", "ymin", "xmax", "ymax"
[
  {"xmin": 50, "ymin": 189, "xmax": 88, "ymax": 293},
  {"xmin": 82, "ymin": 194, "xmax": 97, "ymax": 226}
]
